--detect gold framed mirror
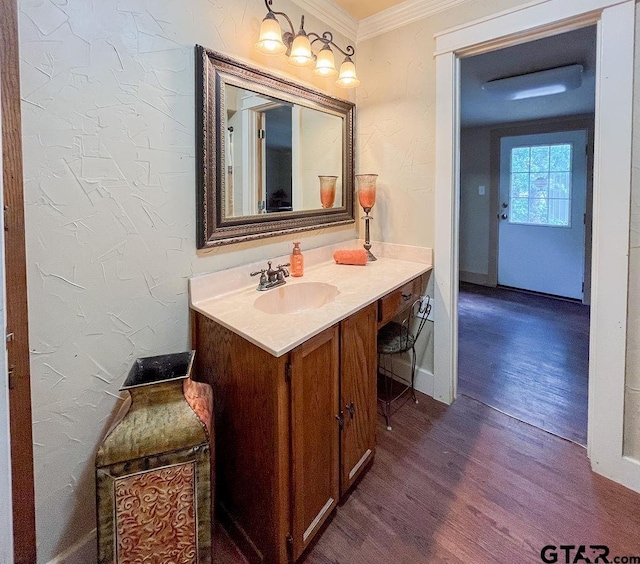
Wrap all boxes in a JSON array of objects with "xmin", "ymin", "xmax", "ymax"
[{"xmin": 196, "ymin": 46, "xmax": 355, "ymax": 248}]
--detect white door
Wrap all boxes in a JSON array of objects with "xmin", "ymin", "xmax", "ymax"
[{"xmin": 498, "ymin": 130, "xmax": 588, "ymax": 300}]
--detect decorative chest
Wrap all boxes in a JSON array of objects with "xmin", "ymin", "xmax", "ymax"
[{"xmin": 95, "ymin": 351, "xmax": 213, "ymax": 563}]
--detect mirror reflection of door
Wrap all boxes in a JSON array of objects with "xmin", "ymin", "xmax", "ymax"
[
  {"xmin": 224, "ymin": 84, "xmax": 344, "ymax": 218},
  {"xmin": 498, "ymin": 130, "xmax": 588, "ymax": 300},
  {"xmin": 263, "ymin": 105, "xmax": 293, "ymax": 212}
]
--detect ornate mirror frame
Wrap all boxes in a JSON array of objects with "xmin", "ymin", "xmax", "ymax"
[{"xmin": 195, "ymin": 46, "xmax": 355, "ymax": 248}]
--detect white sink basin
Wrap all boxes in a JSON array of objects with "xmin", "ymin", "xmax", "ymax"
[{"xmin": 254, "ymin": 282, "xmax": 340, "ymax": 315}]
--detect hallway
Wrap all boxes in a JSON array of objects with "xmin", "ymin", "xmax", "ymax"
[{"xmin": 458, "ymin": 282, "xmax": 589, "ymax": 445}]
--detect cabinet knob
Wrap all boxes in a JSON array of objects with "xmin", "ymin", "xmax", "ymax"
[{"xmin": 335, "ymin": 411, "xmax": 344, "ymax": 430}]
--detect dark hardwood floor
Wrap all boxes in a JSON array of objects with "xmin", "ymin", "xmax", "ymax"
[
  {"xmin": 214, "ymin": 393, "xmax": 640, "ymax": 563},
  {"xmin": 458, "ymin": 282, "xmax": 589, "ymax": 445}
]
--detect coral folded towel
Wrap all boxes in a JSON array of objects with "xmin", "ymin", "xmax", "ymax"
[{"xmin": 333, "ymin": 249, "xmax": 368, "ymax": 265}]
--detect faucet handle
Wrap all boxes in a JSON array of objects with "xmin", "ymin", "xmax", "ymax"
[
  {"xmin": 277, "ymin": 263, "xmax": 290, "ymax": 278},
  {"xmin": 250, "ymin": 268, "xmax": 268, "ymax": 289}
]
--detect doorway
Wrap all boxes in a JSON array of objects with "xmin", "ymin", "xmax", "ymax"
[
  {"xmin": 264, "ymin": 105, "xmax": 294, "ymax": 212},
  {"xmin": 434, "ymin": 0, "xmax": 640, "ymax": 491},
  {"xmin": 455, "ymin": 28, "xmax": 595, "ymax": 443}
]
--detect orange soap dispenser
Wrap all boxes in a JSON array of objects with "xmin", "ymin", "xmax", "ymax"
[{"xmin": 290, "ymin": 241, "xmax": 304, "ymax": 277}]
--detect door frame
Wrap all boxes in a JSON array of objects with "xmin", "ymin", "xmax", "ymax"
[
  {"xmin": 490, "ymin": 118, "xmax": 594, "ymax": 301},
  {"xmin": 1, "ymin": 0, "xmax": 36, "ymax": 560},
  {"xmin": 433, "ymin": 0, "xmax": 640, "ymax": 492}
]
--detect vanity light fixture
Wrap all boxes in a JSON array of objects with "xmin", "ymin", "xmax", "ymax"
[
  {"xmin": 255, "ymin": 0, "xmax": 359, "ymax": 88},
  {"xmin": 482, "ymin": 64, "xmax": 583, "ymax": 101}
]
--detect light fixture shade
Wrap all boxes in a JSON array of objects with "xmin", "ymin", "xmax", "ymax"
[
  {"xmin": 288, "ymin": 32, "xmax": 314, "ymax": 67},
  {"xmin": 319, "ymin": 175, "xmax": 337, "ymax": 208},
  {"xmin": 255, "ymin": 13, "xmax": 287, "ymax": 56},
  {"xmin": 336, "ymin": 56, "xmax": 360, "ymax": 88},
  {"xmin": 314, "ymin": 45, "xmax": 337, "ymax": 77},
  {"xmin": 482, "ymin": 64, "xmax": 583, "ymax": 101},
  {"xmin": 356, "ymin": 174, "xmax": 377, "ymax": 209}
]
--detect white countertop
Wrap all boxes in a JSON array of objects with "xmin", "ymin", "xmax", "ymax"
[{"xmin": 190, "ymin": 241, "xmax": 432, "ymax": 357}]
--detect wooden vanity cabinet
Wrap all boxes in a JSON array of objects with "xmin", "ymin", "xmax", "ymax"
[
  {"xmin": 378, "ymin": 273, "xmax": 426, "ymax": 328},
  {"xmin": 193, "ymin": 315, "xmax": 291, "ymax": 563},
  {"xmin": 193, "ymin": 302, "xmax": 377, "ymax": 563},
  {"xmin": 289, "ymin": 325, "xmax": 340, "ymax": 560},
  {"xmin": 339, "ymin": 303, "xmax": 377, "ymax": 496}
]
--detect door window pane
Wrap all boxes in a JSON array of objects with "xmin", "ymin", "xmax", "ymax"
[
  {"xmin": 531, "ymin": 173, "xmax": 549, "ymax": 198},
  {"xmin": 511, "ymin": 173, "xmax": 529, "ymax": 197},
  {"xmin": 529, "ymin": 198, "xmax": 549, "ymax": 224},
  {"xmin": 530, "ymin": 146, "xmax": 550, "ymax": 173},
  {"xmin": 549, "ymin": 172, "xmax": 570, "ymax": 199},
  {"xmin": 511, "ymin": 197, "xmax": 529, "ymax": 223},
  {"xmin": 511, "ymin": 147, "xmax": 530, "ymax": 172},
  {"xmin": 550, "ymin": 144, "xmax": 571, "ymax": 171},
  {"xmin": 509, "ymin": 143, "xmax": 572, "ymax": 227}
]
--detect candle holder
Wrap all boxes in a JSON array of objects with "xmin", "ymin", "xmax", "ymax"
[
  {"xmin": 318, "ymin": 175, "xmax": 337, "ymax": 208},
  {"xmin": 355, "ymin": 174, "xmax": 378, "ymax": 261}
]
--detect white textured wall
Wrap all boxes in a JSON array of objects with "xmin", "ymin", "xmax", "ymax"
[
  {"xmin": 624, "ymin": 7, "xmax": 640, "ymax": 458},
  {"xmin": 17, "ymin": 0, "xmax": 355, "ymax": 561}
]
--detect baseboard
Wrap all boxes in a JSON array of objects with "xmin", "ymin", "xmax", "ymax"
[
  {"xmin": 459, "ymin": 270, "xmax": 492, "ymax": 286},
  {"xmin": 385, "ymin": 356, "xmax": 435, "ymax": 398},
  {"xmin": 47, "ymin": 529, "xmax": 96, "ymax": 564},
  {"xmin": 414, "ymin": 365, "xmax": 435, "ymax": 398}
]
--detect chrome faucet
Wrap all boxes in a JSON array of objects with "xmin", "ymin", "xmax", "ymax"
[{"xmin": 250, "ymin": 261, "xmax": 290, "ymax": 291}]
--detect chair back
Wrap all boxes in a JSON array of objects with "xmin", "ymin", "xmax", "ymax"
[
  {"xmin": 405, "ymin": 295, "xmax": 431, "ymax": 342},
  {"xmin": 378, "ymin": 295, "xmax": 432, "ymax": 355}
]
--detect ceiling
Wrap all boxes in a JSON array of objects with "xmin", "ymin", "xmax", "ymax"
[
  {"xmin": 332, "ymin": 0, "xmax": 405, "ymax": 20},
  {"xmin": 324, "ymin": 3, "xmax": 596, "ymax": 128},
  {"xmin": 460, "ymin": 26, "xmax": 597, "ymax": 127}
]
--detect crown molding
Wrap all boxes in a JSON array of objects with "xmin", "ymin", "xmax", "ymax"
[
  {"xmin": 358, "ymin": 0, "xmax": 473, "ymax": 42},
  {"xmin": 290, "ymin": 0, "xmax": 359, "ymax": 41}
]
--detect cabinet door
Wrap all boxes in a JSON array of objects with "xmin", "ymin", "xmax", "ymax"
[
  {"xmin": 290, "ymin": 325, "xmax": 340, "ymax": 560},
  {"xmin": 340, "ymin": 303, "xmax": 377, "ymax": 496}
]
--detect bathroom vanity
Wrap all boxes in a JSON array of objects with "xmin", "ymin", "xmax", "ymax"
[{"xmin": 190, "ymin": 243, "xmax": 431, "ymax": 562}]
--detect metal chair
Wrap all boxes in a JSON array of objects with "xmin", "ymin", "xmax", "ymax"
[{"xmin": 377, "ymin": 296, "xmax": 432, "ymax": 430}]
